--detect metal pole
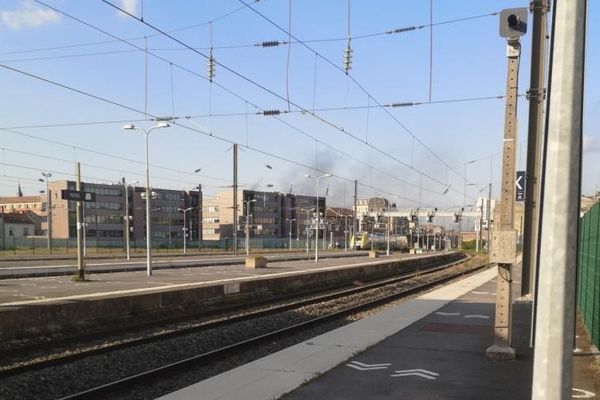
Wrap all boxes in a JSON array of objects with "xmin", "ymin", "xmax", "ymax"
[
  {"xmin": 487, "ymin": 182, "xmax": 492, "ymax": 253},
  {"xmin": 305, "ymin": 210, "xmax": 309, "ymax": 254},
  {"xmin": 345, "ymin": 216, "xmax": 348, "ymax": 252},
  {"xmin": 144, "ymin": 130, "xmax": 152, "ymax": 276},
  {"xmin": 532, "ymin": 0, "xmax": 586, "ymax": 397},
  {"xmin": 386, "ymin": 215, "xmax": 390, "ymax": 255},
  {"xmin": 353, "ymin": 179, "xmax": 357, "ymax": 247},
  {"xmin": 183, "ymin": 210, "xmax": 187, "ymax": 254},
  {"xmin": 46, "ymin": 179, "xmax": 51, "ymax": 250},
  {"xmin": 124, "ymin": 179, "xmax": 131, "ymax": 260},
  {"xmin": 487, "ymin": 33, "xmax": 522, "ymax": 358},
  {"xmin": 521, "ymin": 0, "xmax": 548, "ymax": 296},
  {"xmin": 75, "ymin": 162, "xmax": 85, "ymax": 281},
  {"xmin": 198, "ymin": 184, "xmax": 203, "ymax": 250},
  {"xmin": 315, "ymin": 178, "xmax": 320, "ymax": 262},
  {"xmin": 233, "ymin": 144, "xmax": 238, "ymax": 255},
  {"xmin": 322, "ymin": 214, "xmax": 326, "ymax": 251},
  {"xmin": 82, "ymin": 206, "xmax": 86, "ymax": 257},
  {"xmin": 245, "ymin": 206, "xmax": 250, "ymax": 256},
  {"xmin": 478, "ymin": 199, "xmax": 484, "ymax": 252}
]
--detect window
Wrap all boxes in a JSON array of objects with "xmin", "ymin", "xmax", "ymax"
[{"xmin": 23, "ymin": 228, "xmax": 29, "ymax": 236}]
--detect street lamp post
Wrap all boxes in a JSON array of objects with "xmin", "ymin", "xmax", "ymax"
[
  {"xmin": 285, "ymin": 218, "xmax": 295, "ymax": 250},
  {"xmin": 243, "ymin": 199, "xmax": 256, "ymax": 256},
  {"xmin": 386, "ymin": 215, "xmax": 391, "ymax": 256},
  {"xmin": 122, "ymin": 179, "xmax": 138, "ymax": 260},
  {"xmin": 299, "ymin": 208, "xmax": 314, "ymax": 254},
  {"xmin": 178, "ymin": 207, "xmax": 194, "ymax": 254},
  {"xmin": 123, "ymin": 122, "xmax": 170, "ymax": 276},
  {"xmin": 305, "ymin": 173, "xmax": 332, "ymax": 262},
  {"xmin": 39, "ymin": 172, "xmax": 52, "ymax": 251}
]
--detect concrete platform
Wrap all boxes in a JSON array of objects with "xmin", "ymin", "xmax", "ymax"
[
  {"xmin": 0, "ymin": 252, "xmax": 462, "ymax": 340},
  {"xmin": 159, "ymin": 267, "xmax": 498, "ymax": 400},
  {"xmin": 0, "ymin": 251, "xmax": 368, "ymax": 279},
  {"xmin": 160, "ymin": 265, "xmax": 599, "ymax": 400}
]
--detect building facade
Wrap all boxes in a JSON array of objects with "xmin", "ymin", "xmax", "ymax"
[{"xmin": 201, "ymin": 190, "xmax": 324, "ymax": 242}]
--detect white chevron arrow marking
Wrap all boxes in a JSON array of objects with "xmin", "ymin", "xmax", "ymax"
[
  {"xmin": 390, "ymin": 369, "xmax": 439, "ymax": 380},
  {"xmin": 435, "ymin": 311, "xmax": 460, "ymax": 316},
  {"xmin": 464, "ymin": 314, "xmax": 490, "ymax": 319},
  {"xmin": 346, "ymin": 361, "xmax": 391, "ymax": 371},
  {"xmin": 572, "ymin": 388, "xmax": 596, "ymax": 398}
]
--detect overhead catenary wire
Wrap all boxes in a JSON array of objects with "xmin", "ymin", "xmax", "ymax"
[
  {"xmin": 0, "ymin": 61, "xmax": 426, "ymax": 205},
  {"xmin": 97, "ymin": 0, "xmax": 473, "ymax": 199},
  {"xmin": 0, "ymin": 94, "xmax": 512, "ymax": 131},
  {"xmin": 0, "ymin": 126, "xmax": 229, "ymax": 183},
  {"xmin": 237, "ymin": 0, "xmax": 479, "ymax": 192},
  {"xmin": 0, "ymin": 10, "xmax": 499, "ymax": 61},
  {"xmin": 26, "ymin": 1, "xmax": 471, "ymax": 201},
  {"xmin": 0, "ymin": 2, "xmax": 256, "ymax": 58},
  {"xmin": 0, "ymin": 145, "xmax": 231, "ymax": 188}
]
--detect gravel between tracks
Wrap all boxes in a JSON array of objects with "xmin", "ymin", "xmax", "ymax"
[{"xmin": 0, "ymin": 260, "xmax": 482, "ymax": 400}]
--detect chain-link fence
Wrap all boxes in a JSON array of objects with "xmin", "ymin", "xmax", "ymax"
[{"xmin": 577, "ymin": 201, "xmax": 600, "ymax": 349}]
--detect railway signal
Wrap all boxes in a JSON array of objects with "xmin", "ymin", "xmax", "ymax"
[{"xmin": 487, "ymin": 8, "xmax": 528, "ymax": 360}]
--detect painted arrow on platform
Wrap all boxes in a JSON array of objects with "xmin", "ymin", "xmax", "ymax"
[
  {"xmin": 464, "ymin": 314, "xmax": 490, "ymax": 319},
  {"xmin": 346, "ymin": 361, "xmax": 391, "ymax": 371},
  {"xmin": 390, "ymin": 369, "xmax": 439, "ymax": 380},
  {"xmin": 435, "ymin": 311, "xmax": 460, "ymax": 316}
]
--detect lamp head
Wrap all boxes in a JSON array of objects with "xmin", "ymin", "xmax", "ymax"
[
  {"xmin": 122, "ymin": 123, "xmax": 135, "ymax": 130},
  {"xmin": 157, "ymin": 122, "xmax": 170, "ymax": 128}
]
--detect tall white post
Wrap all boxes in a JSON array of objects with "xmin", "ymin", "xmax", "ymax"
[{"xmin": 532, "ymin": 1, "xmax": 586, "ymax": 398}]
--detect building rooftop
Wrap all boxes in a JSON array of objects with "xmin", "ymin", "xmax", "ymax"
[
  {"xmin": 0, "ymin": 196, "xmax": 42, "ymax": 204},
  {"xmin": 0, "ymin": 212, "xmax": 35, "ymax": 224}
]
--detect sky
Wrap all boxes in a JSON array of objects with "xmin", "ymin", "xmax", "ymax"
[{"xmin": 0, "ymin": 0, "xmax": 598, "ymax": 210}]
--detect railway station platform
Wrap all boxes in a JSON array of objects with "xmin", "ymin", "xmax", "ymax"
[
  {"xmin": 162, "ymin": 265, "xmax": 600, "ymax": 400},
  {"xmin": 0, "ymin": 251, "xmax": 463, "ymax": 341}
]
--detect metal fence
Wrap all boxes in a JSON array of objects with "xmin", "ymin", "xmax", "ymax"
[
  {"xmin": 577, "ymin": 201, "xmax": 600, "ymax": 349},
  {"xmin": 0, "ymin": 236, "xmax": 335, "ymax": 256}
]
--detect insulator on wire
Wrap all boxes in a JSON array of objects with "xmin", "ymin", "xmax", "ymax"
[
  {"xmin": 260, "ymin": 40, "xmax": 281, "ymax": 47},
  {"xmin": 262, "ymin": 110, "xmax": 281, "ymax": 116},
  {"xmin": 343, "ymin": 43, "xmax": 353, "ymax": 74},
  {"xmin": 390, "ymin": 102, "xmax": 414, "ymax": 108},
  {"xmin": 207, "ymin": 55, "xmax": 215, "ymax": 82}
]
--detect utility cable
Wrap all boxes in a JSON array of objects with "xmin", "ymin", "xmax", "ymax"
[
  {"xmin": 27, "ymin": 1, "xmax": 463, "ymax": 201},
  {"xmin": 98, "ymin": 0, "xmax": 469, "ymax": 197},
  {"xmin": 0, "ymin": 62, "xmax": 423, "ymax": 204},
  {"xmin": 238, "ymin": 0, "xmax": 480, "ymax": 193}
]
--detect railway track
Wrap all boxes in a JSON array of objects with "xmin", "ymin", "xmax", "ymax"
[
  {"xmin": 0, "ymin": 254, "xmax": 466, "ymax": 378},
  {"xmin": 51, "ymin": 258, "xmax": 486, "ymax": 400},
  {"xmin": 0, "ymin": 255, "xmax": 487, "ymax": 400}
]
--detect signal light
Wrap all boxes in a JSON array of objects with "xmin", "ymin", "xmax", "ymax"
[
  {"xmin": 507, "ymin": 14, "xmax": 520, "ymax": 30},
  {"xmin": 499, "ymin": 8, "xmax": 528, "ymax": 40}
]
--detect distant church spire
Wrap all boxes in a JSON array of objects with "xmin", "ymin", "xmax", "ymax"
[{"xmin": 17, "ymin": 182, "xmax": 23, "ymax": 197}]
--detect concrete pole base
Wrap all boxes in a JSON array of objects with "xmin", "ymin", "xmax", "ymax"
[{"xmin": 486, "ymin": 344, "xmax": 516, "ymax": 360}]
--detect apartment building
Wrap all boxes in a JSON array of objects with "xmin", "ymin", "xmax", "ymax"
[
  {"xmin": 201, "ymin": 190, "xmax": 324, "ymax": 241},
  {"xmin": 0, "ymin": 181, "xmax": 199, "ymax": 242}
]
